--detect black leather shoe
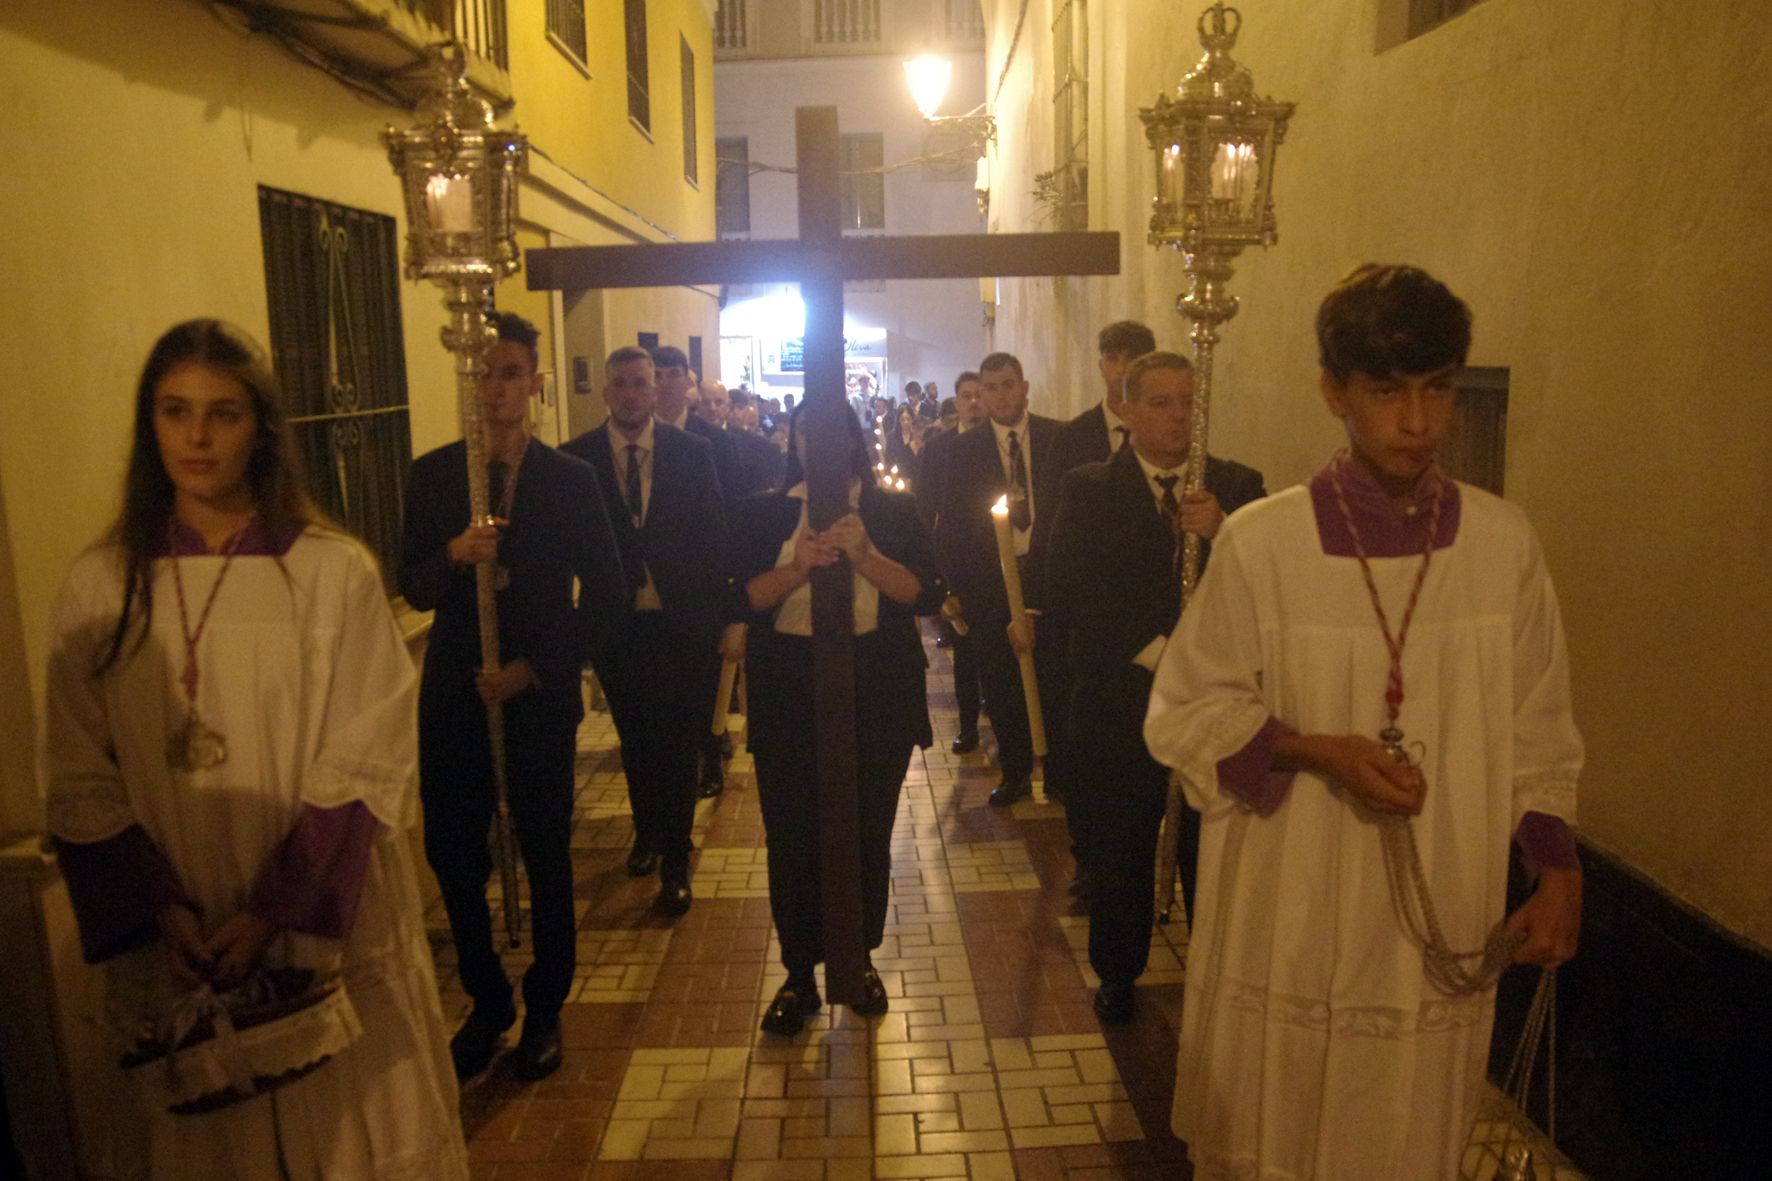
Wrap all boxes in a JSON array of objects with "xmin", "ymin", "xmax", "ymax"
[
  {"xmin": 850, "ymin": 968, "xmax": 889, "ymax": 1017},
  {"xmin": 1093, "ymin": 980, "xmax": 1135, "ymax": 1025},
  {"xmin": 657, "ymin": 874, "xmax": 693, "ymax": 916},
  {"xmin": 760, "ymin": 980, "xmax": 823, "ymax": 1036},
  {"xmin": 626, "ymin": 842, "xmax": 659, "ymax": 877},
  {"xmin": 950, "ymin": 730, "xmax": 980, "ymax": 755},
  {"xmin": 1068, "ymin": 868, "xmax": 1093, "ymax": 898},
  {"xmin": 449, "ymin": 1000, "xmax": 517, "ymax": 1080},
  {"xmin": 988, "ymin": 775, "xmax": 1032, "ymax": 807},
  {"xmin": 698, "ymin": 770, "xmax": 724, "ymax": 799},
  {"xmin": 511, "ymin": 1011, "xmax": 563, "ymax": 1081}
]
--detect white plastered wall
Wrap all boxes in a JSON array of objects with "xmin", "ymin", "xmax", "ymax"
[{"xmin": 983, "ymin": 0, "xmax": 1772, "ymax": 948}]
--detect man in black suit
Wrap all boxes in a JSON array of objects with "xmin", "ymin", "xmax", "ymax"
[
  {"xmin": 1043, "ymin": 350, "xmax": 1266, "ymax": 1024},
  {"xmin": 563, "ymin": 347, "xmax": 728, "ymax": 916},
  {"xmin": 1044, "ymin": 321, "xmax": 1159, "ymax": 891},
  {"xmin": 650, "ymin": 346, "xmax": 736, "ymax": 799},
  {"xmin": 916, "ymin": 371, "xmax": 987, "ymax": 750},
  {"xmin": 933, "ymin": 352, "xmax": 1064, "ymax": 805},
  {"xmin": 401, "ymin": 312, "xmax": 629, "ymax": 1082},
  {"xmin": 700, "ymin": 376, "xmax": 785, "ymax": 495}
]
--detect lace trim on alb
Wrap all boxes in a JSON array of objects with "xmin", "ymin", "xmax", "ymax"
[
  {"xmin": 45, "ymin": 784, "xmax": 137, "ymax": 843},
  {"xmin": 1513, "ymin": 766, "xmax": 1578, "ymax": 816},
  {"xmin": 1217, "ymin": 977, "xmax": 1488, "ymax": 1041}
]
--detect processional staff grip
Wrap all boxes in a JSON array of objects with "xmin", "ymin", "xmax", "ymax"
[{"xmin": 990, "ymin": 496, "xmax": 1047, "ymax": 758}]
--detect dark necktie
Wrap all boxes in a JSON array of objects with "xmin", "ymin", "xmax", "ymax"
[
  {"xmin": 624, "ymin": 443, "xmax": 644, "ymax": 525},
  {"xmin": 1156, "ymin": 474, "xmax": 1182, "ymax": 575},
  {"xmin": 487, "ymin": 460, "xmax": 508, "ymax": 515},
  {"xmin": 1113, "ymin": 425, "xmax": 1130, "ymax": 454},
  {"xmin": 1007, "ymin": 429, "xmax": 1031, "ymax": 531}
]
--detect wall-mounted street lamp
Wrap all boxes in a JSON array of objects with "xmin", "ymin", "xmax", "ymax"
[{"xmin": 904, "ymin": 53, "xmax": 996, "ymax": 146}]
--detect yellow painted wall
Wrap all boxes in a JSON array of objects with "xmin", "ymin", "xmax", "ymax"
[
  {"xmin": 984, "ymin": 0, "xmax": 1772, "ymax": 948},
  {"xmin": 0, "ymin": 0, "xmax": 460, "ymax": 836}
]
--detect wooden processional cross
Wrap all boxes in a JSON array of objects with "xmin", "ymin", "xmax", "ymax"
[{"xmin": 528, "ymin": 108, "xmax": 1118, "ymax": 1005}]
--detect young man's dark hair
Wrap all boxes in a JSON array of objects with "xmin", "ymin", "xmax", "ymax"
[
  {"xmin": 979, "ymin": 351, "xmax": 1024, "ymax": 380},
  {"xmin": 1097, "ymin": 320, "xmax": 1157, "ymax": 358},
  {"xmin": 955, "ymin": 369, "xmax": 981, "ymax": 386},
  {"xmin": 728, "ymin": 387, "xmax": 752, "ymax": 410},
  {"xmin": 649, "ymin": 344, "xmax": 690, "ymax": 372},
  {"xmin": 1315, "ymin": 264, "xmax": 1472, "ymax": 383},
  {"xmin": 490, "ymin": 310, "xmax": 541, "ymax": 370}
]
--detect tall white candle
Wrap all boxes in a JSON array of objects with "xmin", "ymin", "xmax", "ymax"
[{"xmin": 990, "ymin": 495, "xmax": 1047, "ymax": 757}]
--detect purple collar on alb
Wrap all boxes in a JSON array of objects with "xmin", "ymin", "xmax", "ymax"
[
  {"xmin": 159, "ymin": 516, "xmax": 304, "ymax": 558},
  {"xmin": 1309, "ymin": 455, "xmax": 1461, "ymax": 559}
]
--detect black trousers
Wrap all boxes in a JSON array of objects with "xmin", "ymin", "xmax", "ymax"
[
  {"xmin": 1067, "ymin": 694, "xmax": 1200, "ymax": 986},
  {"xmin": 421, "ymin": 714, "xmax": 577, "ymax": 1017},
  {"xmin": 949, "ymin": 629, "xmax": 981, "ymax": 734},
  {"xmin": 596, "ymin": 613, "xmax": 703, "ymax": 865},
  {"xmin": 753, "ymin": 739, "xmax": 911, "ymax": 977},
  {"xmin": 972, "ymin": 610, "xmax": 1033, "ymax": 779},
  {"xmin": 1035, "ymin": 622, "xmax": 1075, "ymax": 800}
]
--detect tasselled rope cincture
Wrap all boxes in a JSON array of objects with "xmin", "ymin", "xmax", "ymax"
[{"xmin": 1329, "ymin": 454, "xmax": 1522, "ymax": 996}]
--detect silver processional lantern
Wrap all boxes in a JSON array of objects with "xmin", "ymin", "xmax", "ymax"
[
  {"xmin": 385, "ymin": 47, "xmax": 529, "ymax": 946},
  {"xmin": 1143, "ymin": 4, "xmax": 1295, "ymax": 925},
  {"xmin": 1139, "ymin": 1, "xmax": 1294, "ymax": 602}
]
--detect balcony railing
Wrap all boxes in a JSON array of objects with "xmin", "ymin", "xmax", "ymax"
[
  {"xmin": 399, "ymin": 0, "xmax": 509, "ymax": 71},
  {"xmin": 714, "ymin": 0, "xmax": 748, "ymax": 52},
  {"xmin": 813, "ymin": 0, "xmax": 881, "ymax": 46}
]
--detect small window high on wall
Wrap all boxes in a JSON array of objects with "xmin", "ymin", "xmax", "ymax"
[
  {"xmin": 681, "ymin": 36, "xmax": 698, "ymax": 185},
  {"xmin": 1440, "ymin": 366, "xmax": 1508, "ymax": 495},
  {"xmin": 546, "ymin": 0, "xmax": 587, "ymax": 69},
  {"xmin": 717, "ymin": 137, "xmax": 751, "ymax": 236},
  {"xmin": 626, "ymin": 0, "xmax": 651, "ymax": 131}
]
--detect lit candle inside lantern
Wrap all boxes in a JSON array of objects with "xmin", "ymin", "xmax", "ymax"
[
  {"xmin": 424, "ymin": 172, "xmax": 475, "ymax": 233},
  {"xmin": 1161, "ymin": 144, "xmax": 1183, "ymax": 212},
  {"xmin": 1209, "ymin": 143, "xmax": 1256, "ymax": 204},
  {"xmin": 989, "ymin": 496, "xmax": 1048, "ymax": 758}
]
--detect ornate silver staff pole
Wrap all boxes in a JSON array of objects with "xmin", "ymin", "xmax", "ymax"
[
  {"xmin": 1140, "ymin": 3, "xmax": 1294, "ymax": 922},
  {"xmin": 386, "ymin": 48, "xmax": 529, "ymax": 946}
]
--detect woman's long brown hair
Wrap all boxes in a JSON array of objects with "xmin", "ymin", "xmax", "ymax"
[{"xmin": 96, "ymin": 319, "xmax": 322, "ymax": 675}]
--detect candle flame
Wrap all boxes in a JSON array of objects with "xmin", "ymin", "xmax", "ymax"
[{"xmin": 991, "ymin": 494, "xmax": 1008, "ymax": 518}]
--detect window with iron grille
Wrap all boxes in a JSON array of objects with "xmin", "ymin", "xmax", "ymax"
[
  {"xmin": 546, "ymin": 0, "xmax": 587, "ymax": 67},
  {"xmin": 814, "ymin": 0, "xmax": 881, "ymax": 46},
  {"xmin": 717, "ymin": 137, "xmax": 752, "ymax": 236},
  {"xmin": 1407, "ymin": 0, "xmax": 1484, "ymax": 39},
  {"xmin": 1441, "ymin": 367, "xmax": 1508, "ymax": 495},
  {"xmin": 1050, "ymin": 0, "xmax": 1088, "ymax": 230},
  {"xmin": 946, "ymin": 0, "xmax": 985, "ymax": 43},
  {"xmin": 713, "ymin": 0, "xmax": 747, "ymax": 51},
  {"xmin": 681, "ymin": 36, "xmax": 698, "ymax": 184},
  {"xmin": 258, "ymin": 186, "xmax": 412, "ymax": 586},
  {"xmin": 626, "ymin": 0, "xmax": 651, "ymax": 131},
  {"xmin": 839, "ymin": 132, "xmax": 885, "ymax": 232}
]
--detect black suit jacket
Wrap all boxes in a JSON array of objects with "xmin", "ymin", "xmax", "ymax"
[
  {"xmin": 1043, "ymin": 446, "xmax": 1266, "ymax": 731},
  {"xmin": 1051, "ymin": 402, "xmax": 1118, "ymax": 478},
  {"xmin": 561, "ymin": 422, "xmax": 729, "ymax": 643},
  {"xmin": 399, "ymin": 438, "xmax": 629, "ymax": 730},
  {"xmin": 728, "ymin": 484, "xmax": 946, "ymax": 759},
  {"xmin": 932, "ymin": 414, "xmax": 1064, "ymax": 619},
  {"xmin": 913, "ymin": 424, "xmax": 958, "ymax": 528},
  {"xmin": 682, "ymin": 413, "xmax": 739, "ymax": 504},
  {"xmin": 725, "ymin": 426, "xmax": 786, "ymax": 498}
]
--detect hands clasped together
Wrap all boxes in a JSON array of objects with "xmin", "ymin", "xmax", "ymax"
[
  {"xmin": 158, "ymin": 904, "xmax": 277, "ymax": 991},
  {"xmin": 790, "ymin": 513, "xmax": 872, "ymax": 574}
]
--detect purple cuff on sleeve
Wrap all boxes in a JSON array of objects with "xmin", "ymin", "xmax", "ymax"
[
  {"xmin": 1215, "ymin": 715, "xmax": 1298, "ymax": 818},
  {"xmin": 53, "ymin": 825, "xmax": 190, "ymax": 963},
  {"xmin": 247, "ymin": 801, "xmax": 381, "ymax": 939},
  {"xmin": 1514, "ymin": 810, "xmax": 1579, "ymax": 876}
]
